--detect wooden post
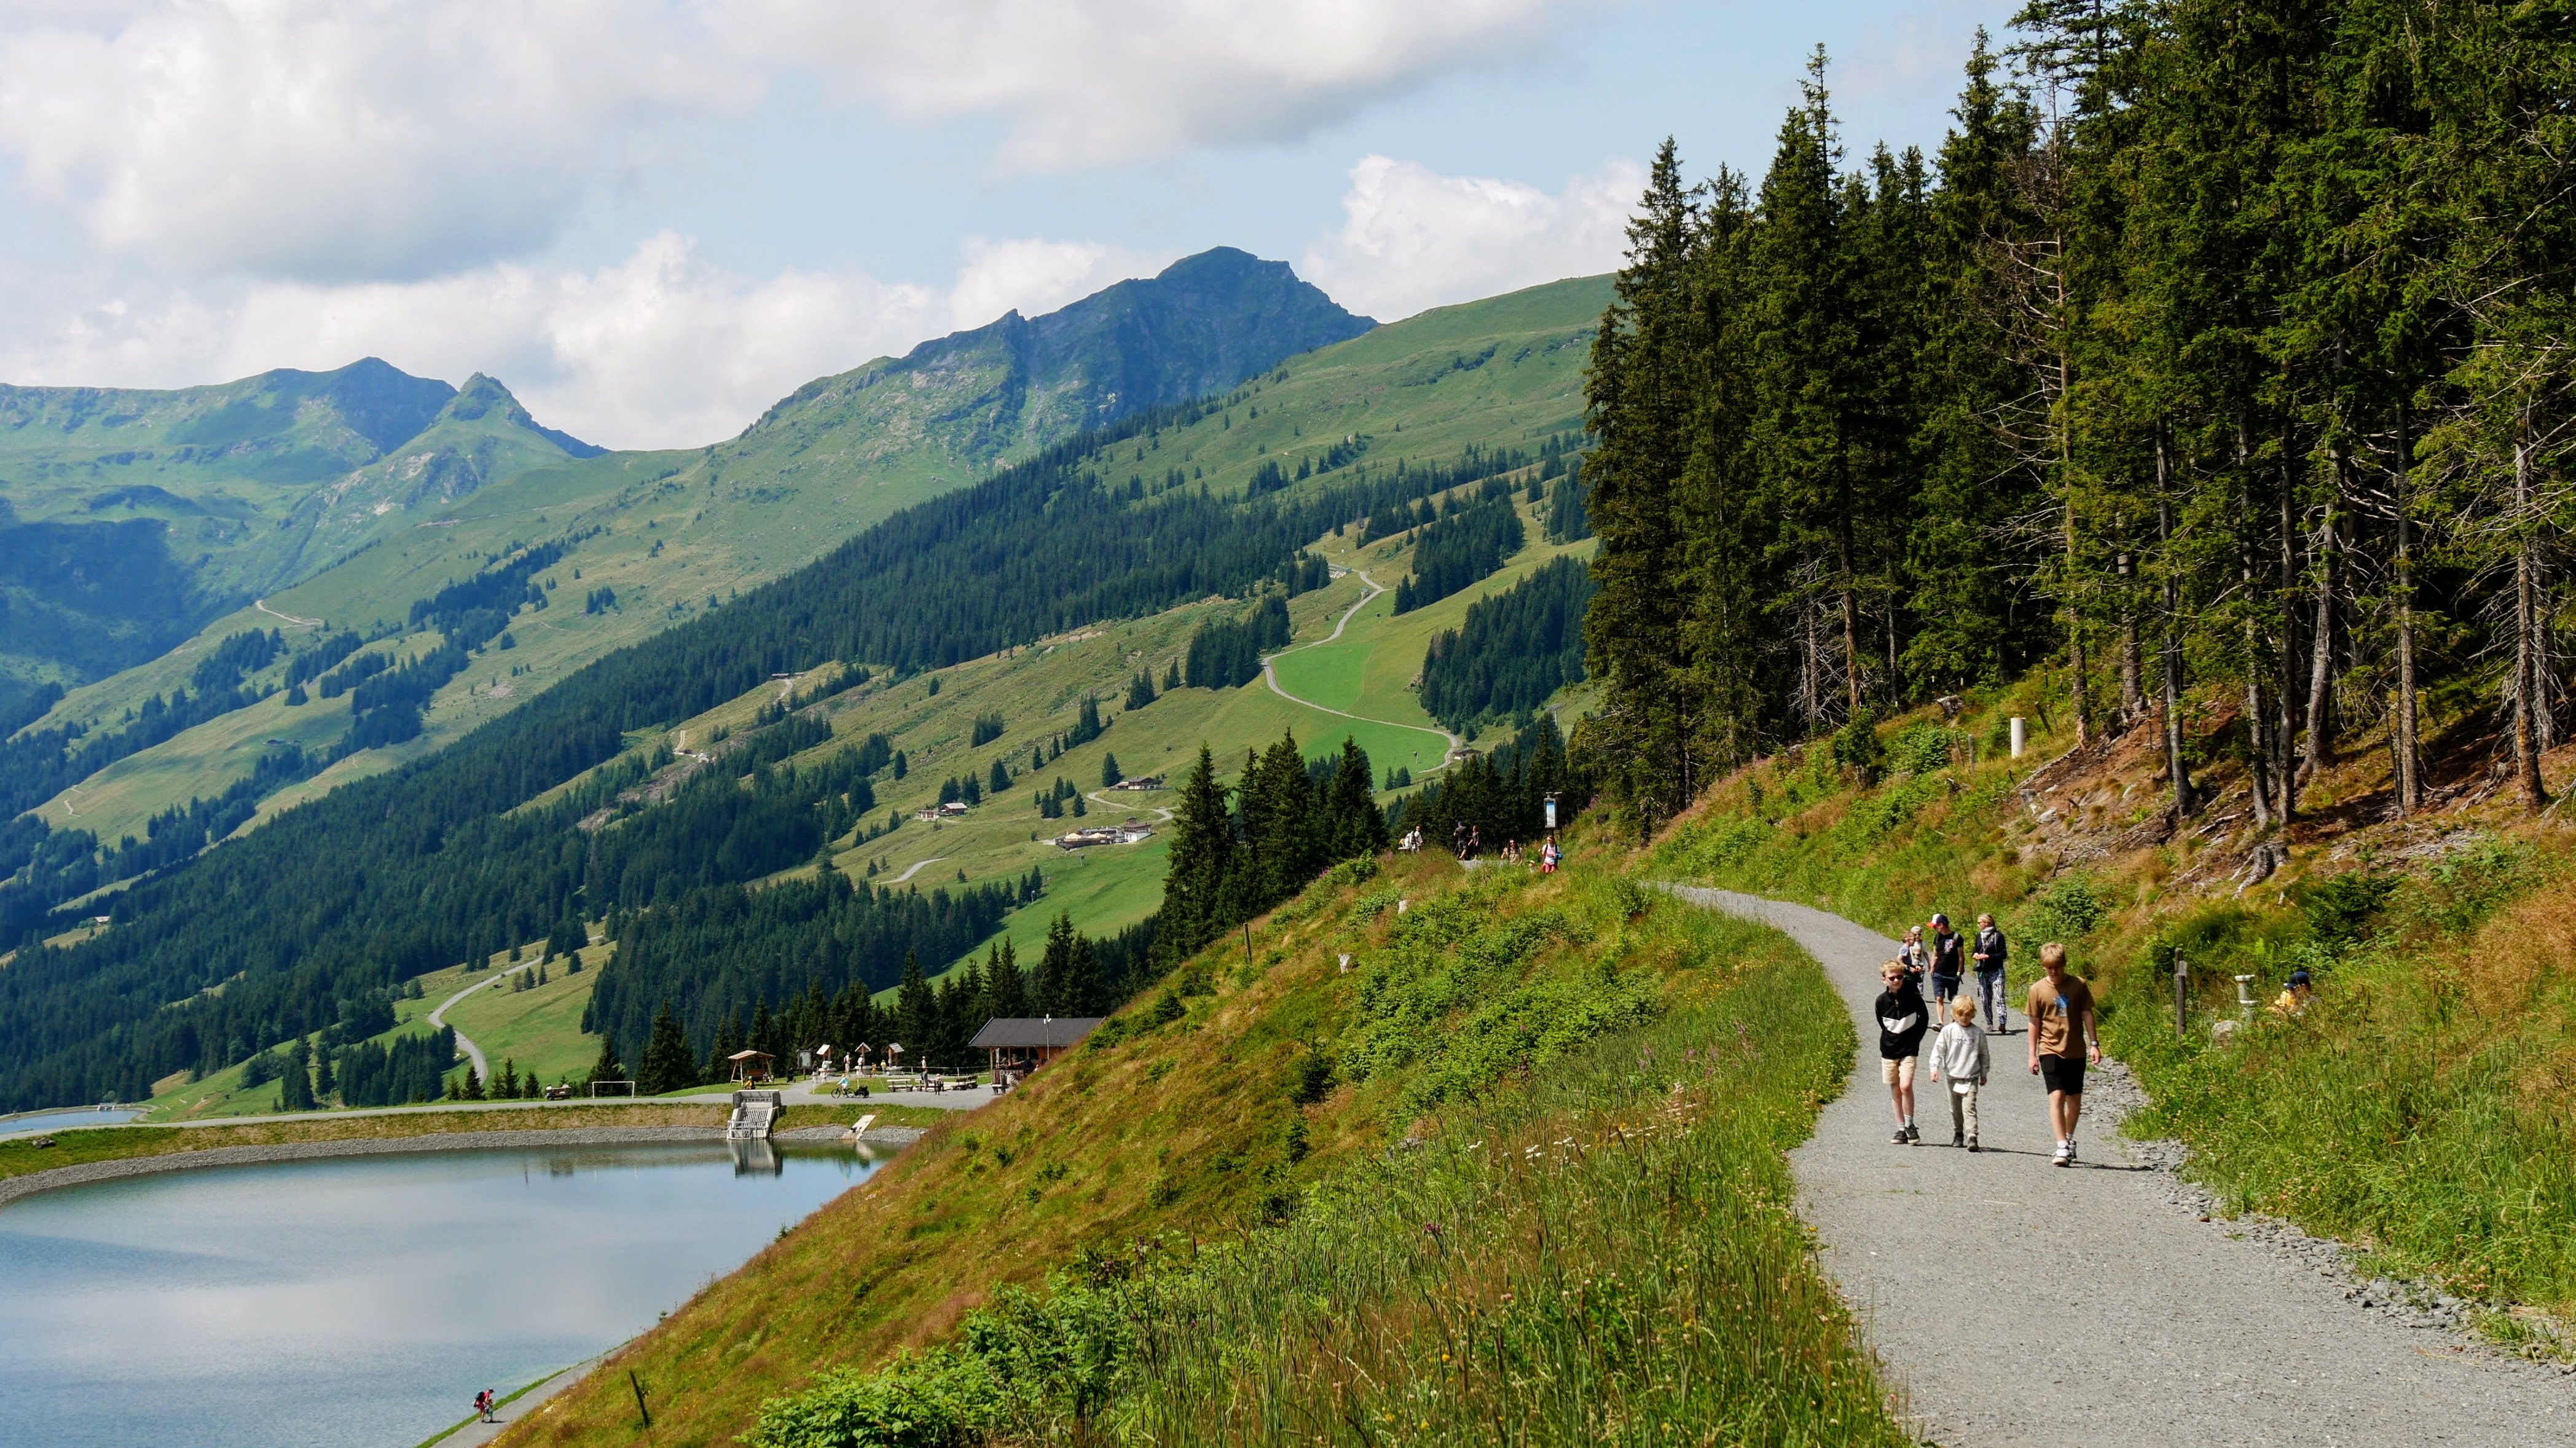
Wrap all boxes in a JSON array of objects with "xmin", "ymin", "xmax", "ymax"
[{"xmin": 630, "ymin": 1370, "xmax": 653, "ymax": 1428}]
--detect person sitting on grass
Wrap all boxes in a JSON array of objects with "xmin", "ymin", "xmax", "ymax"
[
  {"xmin": 2025, "ymin": 941, "xmax": 2102, "ymax": 1166},
  {"xmin": 2271, "ymin": 968, "xmax": 2314, "ymax": 1017},
  {"xmin": 1928, "ymin": 994, "xmax": 1991, "ymax": 1152},
  {"xmin": 1875, "ymin": 961, "xmax": 1928, "ymax": 1145}
]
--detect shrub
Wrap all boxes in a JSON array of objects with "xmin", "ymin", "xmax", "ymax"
[
  {"xmin": 2021, "ymin": 876, "xmax": 2108, "ymax": 943},
  {"xmin": 1888, "ymin": 724, "xmax": 1968, "ymax": 776},
  {"xmin": 1831, "ymin": 707, "xmax": 1886, "ymax": 784}
]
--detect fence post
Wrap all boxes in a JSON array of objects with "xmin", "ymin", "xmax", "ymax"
[{"xmin": 2172, "ymin": 951, "xmax": 2188, "ymax": 1042}]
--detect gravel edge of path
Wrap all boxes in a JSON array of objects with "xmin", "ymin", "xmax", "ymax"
[{"xmin": 0, "ymin": 1123, "xmax": 928, "ymax": 1208}]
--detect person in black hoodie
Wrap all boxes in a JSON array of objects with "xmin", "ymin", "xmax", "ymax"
[
  {"xmin": 1875, "ymin": 960, "xmax": 1928, "ymax": 1144},
  {"xmin": 1973, "ymin": 911, "xmax": 2011, "ymax": 1034}
]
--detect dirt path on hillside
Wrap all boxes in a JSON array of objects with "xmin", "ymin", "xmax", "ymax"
[
  {"xmin": 1667, "ymin": 886, "xmax": 2576, "ymax": 1447},
  {"xmin": 1259, "ymin": 567, "xmax": 1458, "ymax": 764},
  {"xmin": 428, "ymin": 967, "xmax": 534, "ymax": 1080}
]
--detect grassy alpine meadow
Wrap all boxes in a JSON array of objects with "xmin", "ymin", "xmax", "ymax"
[
  {"xmin": 1648, "ymin": 689, "xmax": 2576, "ymax": 1340},
  {"xmin": 514, "ymin": 841, "xmax": 1899, "ymax": 1448}
]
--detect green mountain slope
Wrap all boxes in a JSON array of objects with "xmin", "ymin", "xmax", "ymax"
[
  {"xmin": 0, "ymin": 269, "xmax": 1607, "ymax": 1112},
  {"xmin": 12, "ymin": 250, "xmax": 1381, "ymax": 848},
  {"xmin": 0, "ymin": 360, "xmax": 591, "ymax": 700}
]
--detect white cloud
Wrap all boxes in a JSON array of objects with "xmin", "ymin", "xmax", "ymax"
[
  {"xmin": 0, "ymin": 233, "xmax": 1170, "ymax": 451},
  {"xmin": 0, "ymin": 1, "xmax": 755, "ymax": 280},
  {"xmin": 0, "ymin": 0, "xmax": 1588, "ymax": 283},
  {"xmin": 1300, "ymin": 154, "xmax": 1639, "ymax": 323},
  {"xmin": 749, "ymin": 0, "xmax": 1585, "ymax": 171}
]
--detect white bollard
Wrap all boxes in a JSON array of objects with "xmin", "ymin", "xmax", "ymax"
[{"xmin": 2009, "ymin": 717, "xmax": 2027, "ymax": 759}]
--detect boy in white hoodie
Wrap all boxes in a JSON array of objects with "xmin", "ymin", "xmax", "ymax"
[{"xmin": 1928, "ymin": 994, "xmax": 1991, "ymax": 1151}]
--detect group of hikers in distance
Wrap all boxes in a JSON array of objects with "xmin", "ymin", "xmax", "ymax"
[{"xmin": 1874, "ymin": 911, "xmax": 2099, "ymax": 1165}]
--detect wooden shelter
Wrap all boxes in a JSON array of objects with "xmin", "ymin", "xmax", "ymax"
[
  {"xmin": 726, "ymin": 1049, "xmax": 776, "ymax": 1084},
  {"xmin": 969, "ymin": 1017, "xmax": 1104, "ymax": 1079}
]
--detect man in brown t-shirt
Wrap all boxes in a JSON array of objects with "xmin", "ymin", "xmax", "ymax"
[{"xmin": 2025, "ymin": 942, "xmax": 2100, "ymax": 1165}]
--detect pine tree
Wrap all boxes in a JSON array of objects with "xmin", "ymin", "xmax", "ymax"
[
  {"xmin": 588, "ymin": 1033, "xmax": 625, "ymax": 1086},
  {"xmin": 1101, "ymin": 752, "xmax": 1121, "ymax": 788},
  {"xmin": 1153, "ymin": 746, "xmax": 1233, "ymax": 963},
  {"xmin": 637, "ymin": 1004, "xmax": 696, "ymax": 1095},
  {"xmin": 894, "ymin": 950, "xmax": 934, "ymax": 1055}
]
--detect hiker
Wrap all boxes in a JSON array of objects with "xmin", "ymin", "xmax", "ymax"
[
  {"xmin": 474, "ymin": 1389, "xmax": 493, "ymax": 1423},
  {"xmin": 1540, "ymin": 836, "xmax": 1560, "ymax": 873},
  {"xmin": 1928, "ymin": 913, "xmax": 1968, "ymax": 1013},
  {"xmin": 1972, "ymin": 912, "xmax": 2011, "ymax": 1034},
  {"xmin": 2025, "ymin": 942, "xmax": 2101, "ymax": 1165},
  {"xmin": 1875, "ymin": 961, "xmax": 1928, "ymax": 1144},
  {"xmin": 2272, "ymin": 969, "xmax": 2313, "ymax": 1017},
  {"xmin": 1451, "ymin": 821, "xmax": 1469, "ymax": 857},
  {"xmin": 1896, "ymin": 926, "xmax": 1930, "ymax": 997},
  {"xmin": 1928, "ymin": 994, "xmax": 1990, "ymax": 1151}
]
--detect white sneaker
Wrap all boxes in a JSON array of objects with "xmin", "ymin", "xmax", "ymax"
[
  {"xmin": 2052, "ymin": 1140, "xmax": 2071, "ymax": 1166},
  {"xmin": 2067, "ymin": 1136, "xmax": 2079, "ymax": 1163}
]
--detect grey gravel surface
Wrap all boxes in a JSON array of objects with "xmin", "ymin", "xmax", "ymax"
[{"xmin": 1667, "ymin": 886, "xmax": 2576, "ymax": 1447}]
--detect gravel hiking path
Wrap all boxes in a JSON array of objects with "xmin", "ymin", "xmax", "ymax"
[{"xmin": 1667, "ymin": 886, "xmax": 2576, "ymax": 1447}]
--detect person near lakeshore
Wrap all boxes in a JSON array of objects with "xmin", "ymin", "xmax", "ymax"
[
  {"xmin": 1875, "ymin": 961, "xmax": 1928, "ymax": 1144},
  {"xmin": 1928, "ymin": 912, "xmax": 1968, "ymax": 1013},
  {"xmin": 475, "ymin": 1389, "xmax": 494, "ymax": 1423},
  {"xmin": 1972, "ymin": 912, "xmax": 2011, "ymax": 1034},
  {"xmin": 2025, "ymin": 942, "xmax": 2102, "ymax": 1165},
  {"xmin": 1928, "ymin": 994, "xmax": 1991, "ymax": 1151}
]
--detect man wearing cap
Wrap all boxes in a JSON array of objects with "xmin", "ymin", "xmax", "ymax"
[
  {"xmin": 2272, "ymin": 969, "xmax": 2314, "ymax": 1017},
  {"xmin": 2025, "ymin": 942, "xmax": 2100, "ymax": 1165}
]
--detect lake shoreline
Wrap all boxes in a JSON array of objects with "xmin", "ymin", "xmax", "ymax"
[{"xmin": 0, "ymin": 1123, "xmax": 927, "ymax": 1208}]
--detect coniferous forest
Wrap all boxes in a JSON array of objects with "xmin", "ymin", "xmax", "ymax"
[
  {"xmin": 1418, "ymin": 555, "xmax": 1596, "ymax": 731},
  {"xmin": 1580, "ymin": 6, "xmax": 2576, "ymax": 828}
]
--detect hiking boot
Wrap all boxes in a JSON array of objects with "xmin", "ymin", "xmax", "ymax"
[
  {"xmin": 1967, "ymin": 1136, "xmax": 1981, "ymax": 1153},
  {"xmin": 1951, "ymin": 1130, "xmax": 1966, "ymax": 1149}
]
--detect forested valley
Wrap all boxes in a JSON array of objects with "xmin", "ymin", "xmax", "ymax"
[
  {"xmin": 1579, "ymin": 4, "xmax": 2576, "ymax": 830},
  {"xmin": 0, "ymin": 374, "xmax": 1601, "ymax": 1107}
]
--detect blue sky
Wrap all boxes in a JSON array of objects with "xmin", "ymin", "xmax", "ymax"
[{"xmin": 0, "ymin": 1, "xmax": 2019, "ymax": 448}]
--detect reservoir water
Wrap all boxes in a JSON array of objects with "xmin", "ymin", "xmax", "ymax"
[
  {"xmin": 0, "ymin": 1106, "xmax": 144, "ymax": 1136},
  {"xmin": 0, "ymin": 1139, "xmax": 875, "ymax": 1447}
]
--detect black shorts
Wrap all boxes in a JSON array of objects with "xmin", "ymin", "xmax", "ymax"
[{"xmin": 2039, "ymin": 1055, "xmax": 2086, "ymax": 1095}]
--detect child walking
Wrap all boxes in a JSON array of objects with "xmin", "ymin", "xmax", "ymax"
[{"xmin": 1927, "ymin": 994, "xmax": 1990, "ymax": 1151}]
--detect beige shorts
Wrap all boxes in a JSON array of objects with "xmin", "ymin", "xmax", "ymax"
[{"xmin": 1879, "ymin": 1055, "xmax": 1917, "ymax": 1088}]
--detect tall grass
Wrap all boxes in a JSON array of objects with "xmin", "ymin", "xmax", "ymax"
[
  {"xmin": 1120, "ymin": 916, "xmax": 1896, "ymax": 1446},
  {"xmin": 746, "ymin": 879, "xmax": 1906, "ymax": 1446}
]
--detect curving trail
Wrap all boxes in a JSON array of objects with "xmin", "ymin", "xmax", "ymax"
[
  {"xmin": 426, "ymin": 964, "xmax": 539, "ymax": 1081},
  {"xmin": 1085, "ymin": 791, "xmax": 1173, "ymax": 822},
  {"xmin": 1259, "ymin": 567, "xmax": 1458, "ymax": 765},
  {"xmin": 1667, "ymin": 885, "xmax": 2570, "ymax": 1448},
  {"xmin": 254, "ymin": 597, "xmax": 323, "ymax": 629},
  {"xmin": 884, "ymin": 856, "xmax": 947, "ymax": 884}
]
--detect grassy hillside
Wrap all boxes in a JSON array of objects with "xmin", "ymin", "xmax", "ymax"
[
  {"xmin": 1645, "ymin": 680, "xmax": 2576, "ymax": 1344},
  {"xmin": 497, "ymin": 838, "xmax": 1903, "ymax": 1447},
  {"xmin": 18, "ymin": 269, "xmax": 1598, "ymax": 852},
  {"xmin": 0, "ymin": 361, "xmax": 589, "ymax": 699}
]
